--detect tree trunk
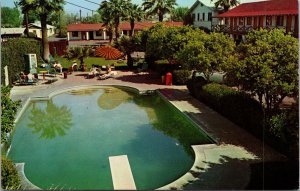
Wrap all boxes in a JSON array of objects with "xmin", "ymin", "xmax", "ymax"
[
  {"xmin": 127, "ymin": 53, "xmax": 133, "ymax": 68},
  {"xmin": 41, "ymin": 14, "xmax": 50, "ymax": 62},
  {"xmin": 224, "ymin": 5, "xmax": 230, "ymax": 12},
  {"xmin": 158, "ymin": 12, "xmax": 164, "ymax": 22},
  {"xmin": 130, "ymin": 20, "xmax": 134, "ymax": 37},
  {"xmin": 115, "ymin": 17, "xmax": 120, "ymax": 40},
  {"xmin": 25, "ymin": 12, "xmax": 29, "ymax": 37}
]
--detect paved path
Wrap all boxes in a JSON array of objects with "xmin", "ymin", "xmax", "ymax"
[{"xmin": 10, "ymin": 71, "xmax": 286, "ymax": 190}]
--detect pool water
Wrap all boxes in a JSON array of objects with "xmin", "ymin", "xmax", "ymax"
[{"xmin": 8, "ymin": 87, "xmax": 212, "ymax": 190}]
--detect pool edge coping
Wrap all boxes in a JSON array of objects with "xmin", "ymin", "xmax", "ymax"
[{"xmin": 10, "ymin": 85, "xmax": 218, "ymax": 190}]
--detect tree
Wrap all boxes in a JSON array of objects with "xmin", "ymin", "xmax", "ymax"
[
  {"xmin": 99, "ymin": 0, "xmax": 130, "ymax": 40},
  {"xmin": 19, "ymin": 0, "xmax": 65, "ymax": 62},
  {"xmin": 1, "ymin": 7, "xmax": 21, "ymax": 28},
  {"xmin": 211, "ymin": 0, "xmax": 240, "ymax": 12},
  {"xmin": 67, "ymin": 47, "xmax": 91, "ymax": 71},
  {"xmin": 171, "ymin": 6, "xmax": 189, "ymax": 22},
  {"xmin": 225, "ymin": 29, "xmax": 298, "ymax": 115},
  {"xmin": 176, "ymin": 32, "xmax": 236, "ymax": 81},
  {"xmin": 126, "ymin": 4, "xmax": 144, "ymax": 37},
  {"xmin": 145, "ymin": 24, "xmax": 201, "ymax": 63},
  {"xmin": 142, "ymin": 0, "xmax": 177, "ymax": 22},
  {"xmin": 114, "ymin": 35, "xmax": 139, "ymax": 68}
]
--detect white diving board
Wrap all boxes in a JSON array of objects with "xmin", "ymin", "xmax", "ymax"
[{"xmin": 109, "ymin": 155, "xmax": 137, "ymax": 190}]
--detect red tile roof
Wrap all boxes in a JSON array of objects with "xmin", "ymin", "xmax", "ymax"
[
  {"xmin": 67, "ymin": 22, "xmax": 184, "ymax": 32},
  {"xmin": 218, "ymin": 0, "xmax": 298, "ymax": 17},
  {"xmin": 67, "ymin": 23, "xmax": 104, "ymax": 31}
]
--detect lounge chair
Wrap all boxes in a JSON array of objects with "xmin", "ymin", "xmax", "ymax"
[{"xmin": 98, "ymin": 71, "xmax": 118, "ymax": 80}]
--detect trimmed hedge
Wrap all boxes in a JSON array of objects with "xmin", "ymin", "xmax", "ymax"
[
  {"xmin": 1, "ymin": 86, "xmax": 21, "ymax": 143},
  {"xmin": 191, "ymin": 82, "xmax": 264, "ymax": 137},
  {"xmin": 173, "ymin": 70, "xmax": 192, "ymax": 85},
  {"xmin": 1, "ymin": 158, "xmax": 21, "ymax": 190},
  {"xmin": 1, "ymin": 38, "xmax": 41, "ymax": 85}
]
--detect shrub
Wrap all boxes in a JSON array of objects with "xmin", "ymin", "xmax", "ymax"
[
  {"xmin": 187, "ymin": 75, "xmax": 207, "ymax": 97},
  {"xmin": 269, "ymin": 109, "xmax": 299, "ymax": 157},
  {"xmin": 194, "ymin": 83, "xmax": 264, "ymax": 136},
  {"xmin": 1, "ymin": 86, "xmax": 21, "ymax": 143},
  {"xmin": 1, "ymin": 38, "xmax": 41, "ymax": 85},
  {"xmin": 1, "ymin": 158, "xmax": 21, "ymax": 190},
  {"xmin": 173, "ymin": 70, "xmax": 192, "ymax": 85}
]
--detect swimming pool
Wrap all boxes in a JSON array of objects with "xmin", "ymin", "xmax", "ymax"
[{"xmin": 8, "ymin": 86, "xmax": 212, "ymax": 189}]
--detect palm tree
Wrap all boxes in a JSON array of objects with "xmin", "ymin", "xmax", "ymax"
[
  {"xmin": 142, "ymin": 0, "xmax": 177, "ymax": 22},
  {"xmin": 98, "ymin": 6, "xmax": 114, "ymax": 43},
  {"xmin": 171, "ymin": 6, "xmax": 189, "ymax": 22},
  {"xmin": 127, "ymin": 4, "xmax": 144, "ymax": 37},
  {"xmin": 19, "ymin": 0, "xmax": 65, "ymax": 62},
  {"xmin": 18, "ymin": 0, "xmax": 32, "ymax": 37},
  {"xmin": 99, "ymin": 0, "xmax": 130, "ymax": 40},
  {"xmin": 211, "ymin": 0, "xmax": 240, "ymax": 12}
]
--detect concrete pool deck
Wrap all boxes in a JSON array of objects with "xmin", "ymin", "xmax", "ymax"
[{"xmin": 10, "ymin": 71, "xmax": 286, "ymax": 190}]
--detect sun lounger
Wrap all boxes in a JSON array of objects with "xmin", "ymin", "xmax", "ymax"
[{"xmin": 98, "ymin": 71, "xmax": 118, "ymax": 80}]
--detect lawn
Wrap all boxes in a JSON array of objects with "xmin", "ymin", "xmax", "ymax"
[{"xmin": 52, "ymin": 56, "xmax": 127, "ymax": 70}]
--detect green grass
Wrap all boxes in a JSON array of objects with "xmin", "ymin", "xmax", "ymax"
[{"xmin": 53, "ymin": 56, "xmax": 127, "ymax": 70}]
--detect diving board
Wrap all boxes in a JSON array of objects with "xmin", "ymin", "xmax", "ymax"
[{"xmin": 109, "ymin": 155, "xmax": 136, "ymax": 190}]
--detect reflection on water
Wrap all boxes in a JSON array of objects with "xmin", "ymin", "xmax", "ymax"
[
  {"xmin": 133, "ymin": 94, "xmax": 210, "ymax": 156},
  {"xmin": 28, "ymin": 100, "xmax": 73, "ymax": 139},
  {"xmin": 68, "ymin": 88, "xmax": 99, "ymax": 96},
  {"xmin": 97, "ymin": 88, "xmax": 133, "ymax": 110}
]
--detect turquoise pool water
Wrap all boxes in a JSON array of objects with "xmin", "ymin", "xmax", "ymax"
[{"xmin": 8, "ymin": 87, "xmax": 212, "ymax": 190}]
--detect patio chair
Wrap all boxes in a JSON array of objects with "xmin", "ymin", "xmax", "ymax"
[{"xmin": 98, "ymin": 71, "xmax": 118, "ymax": 80}]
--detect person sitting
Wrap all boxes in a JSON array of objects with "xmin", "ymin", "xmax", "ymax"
[
  {"xmin": 98, "ymin": 66, "xmax": 118, "ymax": 80},
  {"xmin": 72, "ymin": 61, "xmax": 78, "ymax": 71},
  {"xmin": 53, "ymin": 60, "xmax": 63, "ymax": 73},
  {"xmin": 27, "ymin": 73, "xmax": 35, "ymax": 83},
  {"xmin": 86, "ymin": 67, "xmax": 100, "ymax": 79}
]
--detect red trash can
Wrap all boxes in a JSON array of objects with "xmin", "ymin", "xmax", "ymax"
[
  {"xmin": 63, "ymin": 72, "xmax": 67, "ymax": 79},
  {"xmin": 165, "ymin": 72, "xmax": 172, "ymax": 85}
]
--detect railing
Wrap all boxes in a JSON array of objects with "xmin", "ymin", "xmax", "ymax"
[{"xmin": 212, "ymin": 25, "xmax": 295, "ymax": 34}]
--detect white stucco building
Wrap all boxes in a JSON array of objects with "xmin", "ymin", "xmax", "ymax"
[
  {"xmin": 28, "ymin": 21, "xmax": 56, "ymax": 38},
  {"xmin": 188, "ymin": 0, "xmax": 222, "ymax": 30}
]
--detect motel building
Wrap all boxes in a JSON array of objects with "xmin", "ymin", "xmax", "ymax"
[{"xmin": 212, "ymin": 0, "xmax": 298, "ymax": 41}]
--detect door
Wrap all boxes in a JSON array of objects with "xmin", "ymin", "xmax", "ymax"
[{"xmin": 89, "ymin": 31, "xmax": 94, "ymax": 40}]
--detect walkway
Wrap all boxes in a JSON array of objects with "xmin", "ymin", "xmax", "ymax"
[{"xmin": 10, "ymin": 71, "xmax": 286, "ymax": 190}]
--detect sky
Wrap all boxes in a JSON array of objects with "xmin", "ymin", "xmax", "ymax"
[{"xmin": 1, "ymin": 0, "xmax": 267, "ymax": 17}]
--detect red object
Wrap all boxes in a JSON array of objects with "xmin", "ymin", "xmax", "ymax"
[
  {"xmin": 218, "ymin": 0, "xmax": 298, "ymax": 17},
  {"xmin": 95, "ymin": 46, "xmax": 123, "ymax": 60},
  {"xmin": 166, "ymin": 72, "xmax": 172, "ymax": 86},
  {"xmin": 63, "ymin": 72, "xmax": 67, "ymax": 79}
]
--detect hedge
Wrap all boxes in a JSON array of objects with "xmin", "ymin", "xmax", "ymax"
[
  {"xmin": 190, "ymin": 82, "xmax": 264, "ymax": 137},
  {"xmin": 1, "ymin": 158, "xmax": 21, "ymax": 190},
  {"xmin": 173, "ymin": 70, "xmax": 192, "ymax": 85},
  {"xmin": 1, "ymin": 86, "xmax": 21, "ymax": 143},
  {"xmin": 1, "ymin": 38, "xmax": 41, "ymax": 85}
]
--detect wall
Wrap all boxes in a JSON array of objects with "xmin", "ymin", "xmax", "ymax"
[{"xmin": 191, "ymin": 3, "xmax": 218, "ymax": 30}]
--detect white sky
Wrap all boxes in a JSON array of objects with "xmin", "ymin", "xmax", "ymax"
[{"xmin": 1, "ymin": 0, "xmax": 268, "ymax": 16}]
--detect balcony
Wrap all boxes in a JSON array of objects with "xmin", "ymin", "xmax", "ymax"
[{"xmin": 212, "ymin": 25, "xmax": 296, "ymax": 36}]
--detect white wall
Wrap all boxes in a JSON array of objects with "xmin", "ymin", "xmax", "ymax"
[
  {"xmin": 29, "ymin": 27, "xmax": 56, "ymax": 38},
  {"xmin": 191, "ymin": 3, "xmax": 218, "ymax": 30}
]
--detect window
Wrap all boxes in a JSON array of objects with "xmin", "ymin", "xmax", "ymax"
[
  {"xmin": 96, "ymin": 30, "xmax": 102, "ymax": 36},
  {"xmin": 276, "ymin": 16, "xmax": 284, "ymax": 26},
  {"xmin": 208, "ymin": 12, "xmax": 212, "ymax": 21},
  {"xmin": 202, "ymin": 13, "xmax": 205, "ymax": 21},
  {"xmin": 198, "ymin": 13, "xmax": 200, "ymax": 21},
  {"xmin": 246, "ymin": 17, "xmax": 252, "ymax": 25},
  {"xmin": 239, "ymin": 17, "xmax": 244, "ymax": 25},
  {"xmin": 123, "ymin": 30, "xmax": 128, "ymax": 35},
  {"xmin": 72, "ymin": 31, "xmax": 79, "ymax": 37},
  {"xmin": 266, "ymin": 16, "xmax": 272, "ymax": 26},
  {"xmin": 192, "ymin": 13, "xmax": 195, "ymax": 21}
]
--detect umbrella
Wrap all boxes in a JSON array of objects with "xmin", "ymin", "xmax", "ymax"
[{"xmin": 95, "ymin": 46, "xmax": 123, "ymax": 60}]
